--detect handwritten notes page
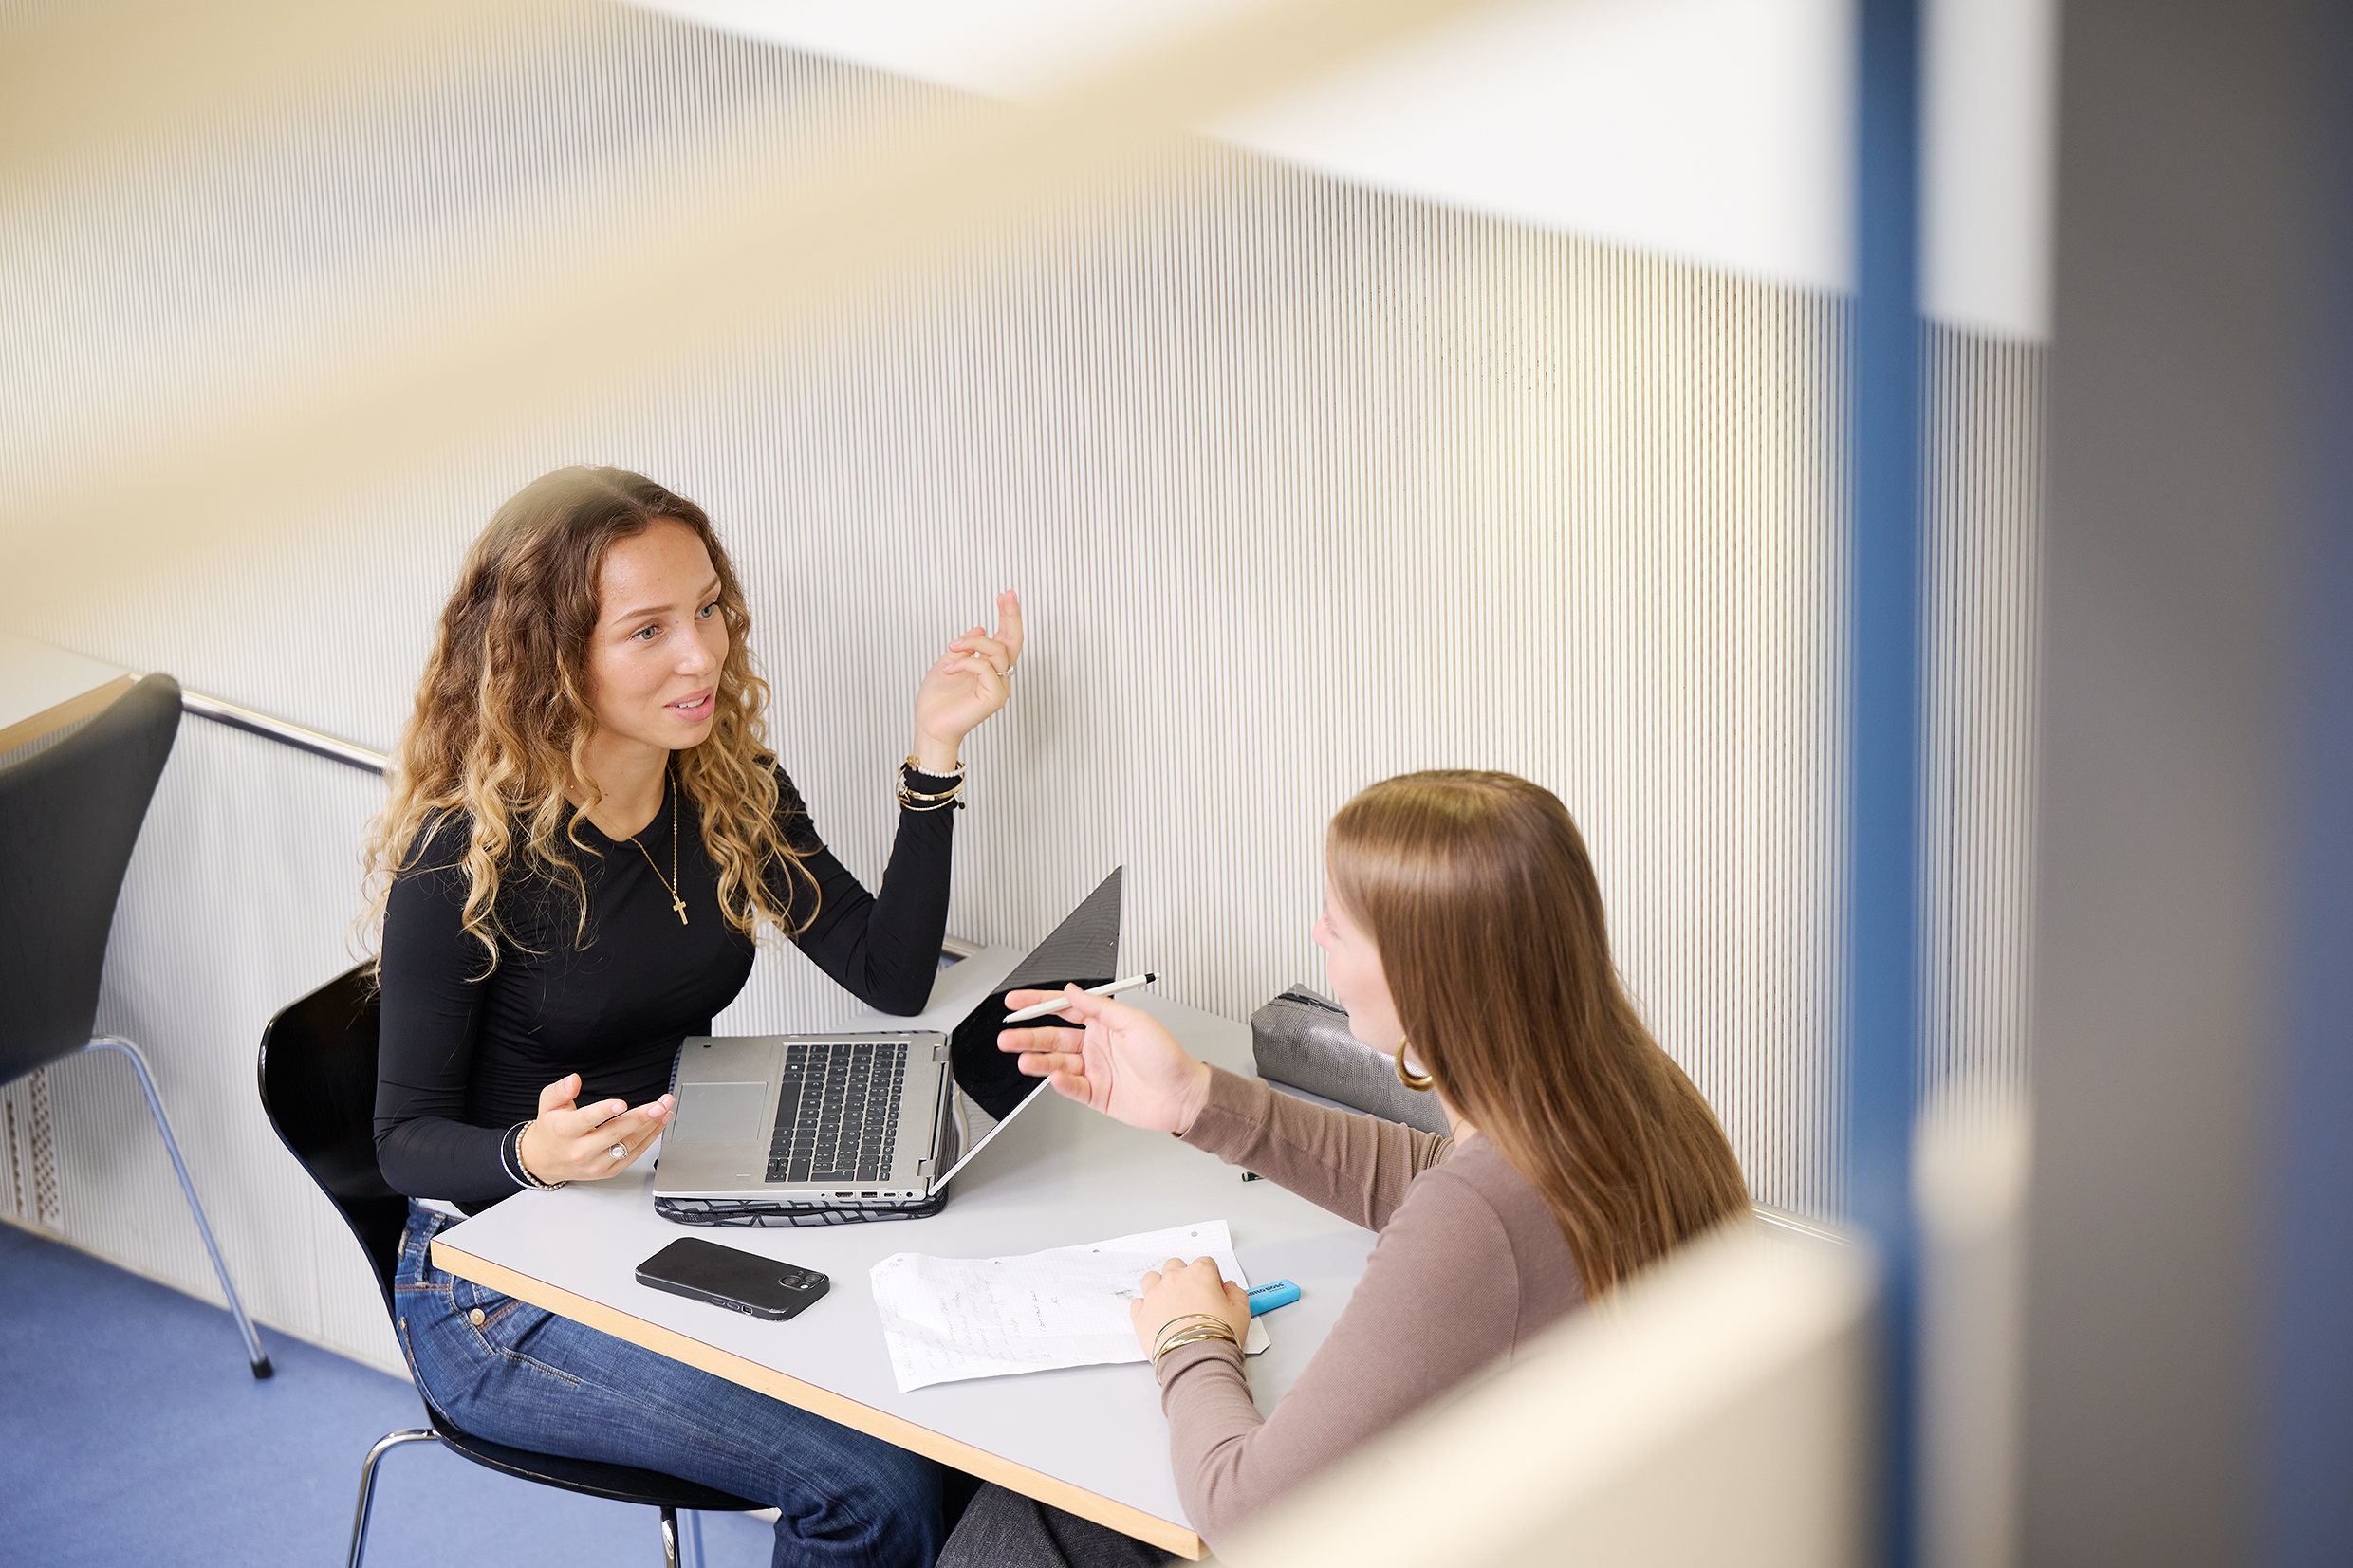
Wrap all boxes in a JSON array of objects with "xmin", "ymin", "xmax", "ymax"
[{"xmin": 870, "ymin": 1220, "xmax": 1272, "ymax": 1393}]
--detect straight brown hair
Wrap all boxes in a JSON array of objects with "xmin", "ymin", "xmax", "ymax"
[{"xmin": 1326, "ymin": 770, "xmax": 1750, "ymax": 1297}]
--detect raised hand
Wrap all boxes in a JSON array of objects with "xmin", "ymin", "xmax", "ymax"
[
  {"xmin": 516, "ymin": 1072, "xmax": 673, "ymax": 1186},
  {"xmin": 911, "ymin": 588, "xmax": 1024, "ymax": 773},
  {"xmin": 998, "ymin": 987, "xmax": 1211, "ymax": 1134}
]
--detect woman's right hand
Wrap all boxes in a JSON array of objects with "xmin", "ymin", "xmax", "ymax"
[
  {"xmin": 999, "ymin": 989, "xmax": 1212, "ymax": 1134},
  {"xmin": 517, "ymin": 1073, "xmax": 673, "ymax": 1185}
]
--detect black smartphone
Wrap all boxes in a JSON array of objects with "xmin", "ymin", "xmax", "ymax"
[{"xmin": 636, "ymin": 1237, "xmax": 831, "ymax": 1321}]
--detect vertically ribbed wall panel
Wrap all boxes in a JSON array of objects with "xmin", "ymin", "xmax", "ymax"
[
  {"xmin": 4, "ymin": 3, "xmax": 2042, "ymax": 1366},
  {"xmin": 676, "ymin": 173, "xmax": 1859, "ymax": 1223},
  {"xmin": 1919, "ymin": 327, "xmax": 2045, "ymax": 1130}
]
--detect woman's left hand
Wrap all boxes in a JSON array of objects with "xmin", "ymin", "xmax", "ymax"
[
  {"xmin": 912, "ymin": 589, "xmax": 1023, "ymax": 772},
  {"xmin": 1130, "ymin": 1256, "xmax": 1251, "ymax": 1359}
]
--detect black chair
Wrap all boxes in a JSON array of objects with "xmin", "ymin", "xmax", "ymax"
[
  {"xmin": 257, "ymin": 964, "xmax": 759, "ymax": 1568},
  {"xmin": 0, "ymin": 671, "xmax": 269, "ymax": 1376}
]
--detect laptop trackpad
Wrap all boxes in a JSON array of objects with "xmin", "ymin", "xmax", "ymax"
[{"xmin": 675, "ymin": 1081, "xmax": 769, "ymax": 1148}]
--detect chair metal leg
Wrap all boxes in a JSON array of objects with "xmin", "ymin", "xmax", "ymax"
[
  {"xmin": 348, "ymin": 1428, "xmax": 439, "ymax": 1568},
  {"xmin": 84, "ymin": 1035, "xmax": 273, "ymax": 1377},
  {"xmin": 686, "ymin": 1509, "xmax": 704, "ymax": 1567},
  {"xmin": 660, "ymin": 1505, "xmax": 681, "ymax": 1568}
]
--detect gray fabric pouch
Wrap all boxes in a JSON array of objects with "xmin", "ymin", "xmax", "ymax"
[{"xmin": 1250, "ymin": 984, "xmax": 1451, "ymax": 1136}]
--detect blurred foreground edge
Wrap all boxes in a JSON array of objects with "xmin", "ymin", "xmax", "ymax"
[{"xmin": 1220, "ymin": 1220, "xmax": 1878, "ymax": 1568}]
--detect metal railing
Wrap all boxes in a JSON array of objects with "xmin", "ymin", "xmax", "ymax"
[
  {"xmin": 180, "ymin": 689, "xmax": 387, "ymax": 776},
  {"xmin": 175, "ymin": 691, "xmax": 999, "ymax": 968},
  {"xmin": 1753, "ymin": 1202, "xmax": 1855, "ymax": 1248}
]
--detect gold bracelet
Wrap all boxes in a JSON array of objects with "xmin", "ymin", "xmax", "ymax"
[
  {"xmin": 896, "ymin": 788, "xmax": 965, "ymax": 812},
  {"xmin": 1154, "ymin": 1334, "xmax": 1232, "ymax": 1367},
  {"xmin": 897, "ymin": 759, "xmax": 966, "ymax": 813},
  {"xmin": 1152, "ymin": 1315, "xmax": 1239, "ymax": 1355},
  {"xmin": 1151, "ymin": 1327, "xmax": 1240, "ymax": 1369}
]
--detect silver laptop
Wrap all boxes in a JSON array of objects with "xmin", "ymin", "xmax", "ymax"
[{"xmin": 654, "ymin": 868, "xmax": 1122, "ymax": 1219}]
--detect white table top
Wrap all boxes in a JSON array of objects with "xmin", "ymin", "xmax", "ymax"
[
  {"xmin": 0, "ymin": 634, "xmax": 132, "ymax": 754},
  {"xmin": 434, "ymin": 947, "xmax": 1376, "ymax": 1559}
]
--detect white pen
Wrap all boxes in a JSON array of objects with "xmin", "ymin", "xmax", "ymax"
[{"xmin": 1002, "ymin": 972, "xmax": 1159, "ymax": 1023}]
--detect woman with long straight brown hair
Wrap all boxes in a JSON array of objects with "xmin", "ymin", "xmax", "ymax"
[
  {"xmin": 940, "ymin": 770, "xmax": 1750, "ymax": 1565},
  {"xmin": 369, "ymin": 466, "xmax": 1022, "ymax": 1567}
]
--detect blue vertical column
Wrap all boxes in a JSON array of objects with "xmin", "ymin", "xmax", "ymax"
[
  {"xmin": 2271, "ymin": 9, "xmax": 2353, "ymax": 1559},
  {"xmin": 1848, "ymin": 0, "xmax": 1923, "ymax": 1563}
]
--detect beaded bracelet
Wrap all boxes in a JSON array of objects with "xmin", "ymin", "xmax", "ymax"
[
  {"xmin": 504, "ymin": 1119, "xmax": 567, "ymax": 1190},
  {"xmin": 899, "ymin": 758, "xmax": 967, "ymax": 812}
]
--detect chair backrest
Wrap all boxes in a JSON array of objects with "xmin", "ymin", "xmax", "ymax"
[
  {"xmin": 255, "ymin": 966, "xmax": 767, "ymax": 1511},
  {"xmin": 0, "ymin": 672, "xmax": 182, "ymax": 1084},
  {"xmin": 257, "ymin": 963, "xmax": 410, "ymax": 1316}
]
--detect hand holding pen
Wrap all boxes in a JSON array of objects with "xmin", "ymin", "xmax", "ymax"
[
  {"xmin": 1002, "ymin": 972, "xmax": 1158, "ymax": 1022},
  {"xmin": 999, "ymin": 983, "xmax": 1211, "ymax": 1134}
]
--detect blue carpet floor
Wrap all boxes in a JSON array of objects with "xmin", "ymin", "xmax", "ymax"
[{"xmin": 0, "ymin": 1222, "xmax": 777, "ymax": 1567}]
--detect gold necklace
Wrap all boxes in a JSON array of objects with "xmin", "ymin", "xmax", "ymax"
[{"xmin": 622, "ymin": 770, "xmax": 688, "ymax": 925}]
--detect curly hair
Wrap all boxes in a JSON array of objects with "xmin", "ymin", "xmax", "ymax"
[
  {"xmin": 1326, "ymin": 771, "xmax": 1750, "ymax": 1296},
  {"xmin": 361, "ymin": 466, "xmax": 812, "ymax": 969}
]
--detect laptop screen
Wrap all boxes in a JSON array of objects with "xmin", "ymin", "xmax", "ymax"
[{"xmin": 946, "ymin": 866, "xmax": 1122, "ymax": 1125}]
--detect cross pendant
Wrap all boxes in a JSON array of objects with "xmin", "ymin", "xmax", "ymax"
[{"xmin": 672, "ymin": 896, "xmax": 689, "ymax": 926}]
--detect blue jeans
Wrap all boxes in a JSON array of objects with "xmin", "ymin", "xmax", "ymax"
[{"xmin": 394, "ymin": 1201, "xmax": 947, "ymax": 1568}]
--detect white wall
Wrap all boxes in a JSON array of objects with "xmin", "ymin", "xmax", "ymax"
[
  {"xmin": 1, "ymin": 1, "xmax": 2040, "ymax": 1370},
  {"xmin": 639, "ymin": 0, "xmax": 2057, "ymax": 337}
]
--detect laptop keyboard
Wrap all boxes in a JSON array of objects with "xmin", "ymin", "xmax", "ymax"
[{"xmin": 766, "ymin": 1041, "xmax": 907, "ymax": 1185}]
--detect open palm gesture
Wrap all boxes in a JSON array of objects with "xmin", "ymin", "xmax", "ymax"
[{"xmin": 998, "ymin": 988, "xmax": 1212, "ymax": 1134}]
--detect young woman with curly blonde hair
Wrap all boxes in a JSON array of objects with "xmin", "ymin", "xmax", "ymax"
[{"xmin": 371, "ymin": 466, "xmax": 1020, "ymax": 1567}]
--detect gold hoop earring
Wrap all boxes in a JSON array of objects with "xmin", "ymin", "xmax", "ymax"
[{"xmin": 1394, "ymin": 1040, "xmax": 1435, "ymax": 1093}]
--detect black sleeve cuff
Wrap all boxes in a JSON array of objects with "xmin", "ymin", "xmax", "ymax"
[
  {"xmin": 901, "ymin": 765, "xmax": 963, "ymax": 791},
  {"xmin": 496, "ymin": 1123, "xmax": 531, "ymax": 1190}
]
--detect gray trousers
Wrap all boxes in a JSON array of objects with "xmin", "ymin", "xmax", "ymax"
[{"xmin": 937, "ymin": 1484, "xmax": 1177, "ymax": 1568}]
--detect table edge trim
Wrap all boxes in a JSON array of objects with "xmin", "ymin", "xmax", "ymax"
[{"xmin": 429, "ymin": 1236, "xmax": 1207, "ymax": 1561}]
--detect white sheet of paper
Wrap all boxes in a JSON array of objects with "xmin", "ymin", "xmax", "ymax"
[{"xmin": 869, "ymin": 1219, "xmax": 1273, "ymax": 1393}]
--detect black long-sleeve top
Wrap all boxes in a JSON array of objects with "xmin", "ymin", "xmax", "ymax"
[{"xmin": 374, "ymin": 765, "xmax": 954, "ymax": 1206}]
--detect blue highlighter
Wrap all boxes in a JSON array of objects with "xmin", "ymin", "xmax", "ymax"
[{"xmin": 1246, "ymin": 1280, "xmax": 1301, "ymax": 1316}]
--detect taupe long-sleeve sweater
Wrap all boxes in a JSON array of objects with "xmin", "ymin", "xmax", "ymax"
[{"xmin": 1156, "ymin": 1066, "xmax": 1584, "ymax": 1546}]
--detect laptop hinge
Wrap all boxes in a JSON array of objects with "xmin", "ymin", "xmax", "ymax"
[
  {"xmin": 930, "ymin": 1042, "xmax": 952, "ymax": 1064},
  {"xmin": 917, "ymin": 1158, "xmax": 936, "ymax": 1181}
]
